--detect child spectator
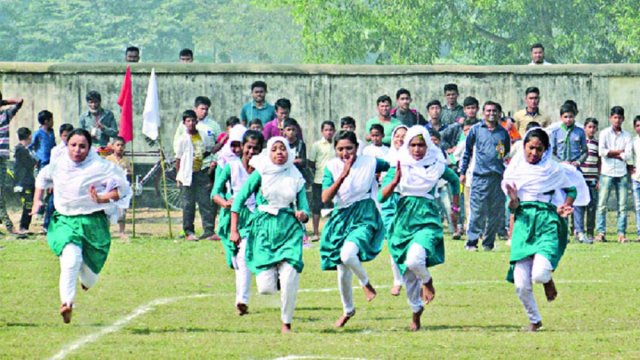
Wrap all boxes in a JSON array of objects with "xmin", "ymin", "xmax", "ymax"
[
  {"xmin": 363, "ymin": 124, "xmax": 390, "ymax": 159},
  {"xmin": 14, "ymin": 127, "xmax": 37, "ymax": 237},
  {"xmin": 550, "ymin": 104, "xmax": 587, "ymax": 167},
  {"xmin": 106, "ymin": 136, "xmax": 133, "ymax": 240},
  {"xmin": 249, "ymin": 118, "xmax": 263, "ymax": 132},
  {"xmin": 430, "ymin": 129, "xmax": 458, "ymax": 235},
  {"xmin": 175, "ymin": 110, "xmax": 216, "ymax": 241},
  {"xmin": 50, "ymin": 124, "xmax": 74, "ymax": 164},
  {"xmin": 283, "ymin": 118, "xmax": 307, "ymax": 173},
  {"xmin": 340, "ymin": 116, "xmax": 364, "ymax": 156},
  {"xmin": 575, "ymin": 118, "xmax": 599, "ymax": 244},
  {"xmin": 308, "ymin": 120, "xmax": 336, "ymax": 241},
  {"xmin": 0, "ymin": 91, "xmax": 24, "ymax": 234},
  {"xmin": 29, "ymin": 110, "xmax": 56, "ymax": 168}
]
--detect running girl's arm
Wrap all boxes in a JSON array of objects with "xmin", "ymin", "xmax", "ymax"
[
  {"xmin": 89, "ymin": 185, "xmax": 120, "ymax": 203},
  {"xmin": 211, "ymin": 163, "xmax": 232, "ymax": 208},
  {"xmin": 230, "ymin": 172, "xmax": 261, "ymax": 244},
  {"xmin": 295, "ymin": 186, "xmax": 310, "ymax": 223},
  {"xmin": 379, "ymin": 164, "xmax": 401, "ymax": 202},
  {"xmin": 557, "ymin": 186, "xmax": 577, "ymax": 217},
  {"xmin": 31, "ymin": 164, "xmax": 53, "ymax": 215},
  {"xmin": 321, "ymin": 156, "xmax": 354, "ymax": 203}
]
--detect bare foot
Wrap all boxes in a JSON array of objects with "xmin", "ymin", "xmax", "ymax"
[
  {"xmin": 421, "ymin": 279, "xmax": 436, "ymax": 305},
  {"xmin": 236, "ymin": 303, "xmax": 248, "ymax": 316},
  {"xmin": 390, "ymin": 285, "xmax": 402, "ymax": 296},
  {"xmin": 60, "ymin": 303, "xmax": 73, "ymax": 324},
  {"xmin": 543, "ymin": 279, "xmax": 557, "ymax": 302},
  {"xmin": 334, "ymin": 310, "xmax": 355, "ymax": 328},
  {"xmin": 281, "ymin": 323, "xmax": 292, "ymax": 334},
  {"xmin": 409, "ymin": 307, "xmax": 424, "ymax": 331},
  {"xmin": 363, "ymin": 282, "xmax": 377, "ymax": 302},
  {"xmin": 119, "ymin": 233, "xmax": 130, "ymax": 243},
  {"xmin": 526, "ymin": 321, "xmax": 543, "ymax": 332},
  {"xmin": 81, "ymin": 283, "xmax": 89, "ymax": 291}
]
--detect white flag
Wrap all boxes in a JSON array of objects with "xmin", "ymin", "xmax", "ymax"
[{"xmin": 142, "ymin": 68, "xmax": 160, "ymax": 140}]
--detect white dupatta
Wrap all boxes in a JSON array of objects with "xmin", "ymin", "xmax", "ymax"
[{"xmin": 396, "ymin": 126, "xmax": 447, "ymax": 198}]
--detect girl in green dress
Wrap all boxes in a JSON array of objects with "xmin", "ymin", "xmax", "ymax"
[
  {"xmin": 230, "ymin": 136, "xmax": 309, "ymax": 334},
  {"xmin": 502, "ymin": 128, "xmax": 589, "ymax": 331},
  {"xmin": 381, "ymin": 125, "xmax": 408, "ymax": 296},
  {"xmin": 380, "ymin": 126, "xmax": 460, "ymax": 331},
  {"xmin": 212, "ymin": 128, "xmax": 263, "ymax": 316},
  {"xmin": 320, "ymin": 130, "xmax": 389, "ymax": 328},
  {"xmin": 33, "ymin": 129, "xmax": 131, "ymax": 324}
]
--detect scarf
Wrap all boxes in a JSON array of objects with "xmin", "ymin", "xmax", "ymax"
[
  {"xmin": 249, "ymin": 136, "xmax": 305, "ymax": 215},
  {"xmin": 217, "ymin": 125, "xmax": 247, "ymax": 169},
  {"xmin": 396, "ymin": 126, "xmax": 447, "ymax": 198},
  {"xmin": 502, "ymin": 128, "xmax": 589, "ymax": 207}
]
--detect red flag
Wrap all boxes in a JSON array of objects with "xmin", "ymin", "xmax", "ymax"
[{"xmin": 117, "ymin": 66, "xmax": 133, "ymax": 143}]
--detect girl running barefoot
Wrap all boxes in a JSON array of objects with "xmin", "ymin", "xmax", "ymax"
[
  {"xmin": 320, "ymin": 130, "xmax": 389, "ymax": 328},
  {"xmin": 380, "ymin": 126, "xmax": 459, "ymax": 331},
  {"xmin": 33, "ymin": 129, "xmax": 131, "ymax": 324},
  {"xmin": 381, "ymin": 125, "xmax": 408, "ymax": 296},
  {"xmin": 502, "ymin": 128, "xmax": 589, "ymax": 331},
  {"xmin": 212, "ymin": 128, "xmax": 264, "ymax": 316},
  {"xmin": 230, "ymin": 136, "xmax": 309, "ymax": 334}
]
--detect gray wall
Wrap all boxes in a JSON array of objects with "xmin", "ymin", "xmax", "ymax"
[{"xmin": 2, "ymin": 63, "xmax": 640, "ymax": 161}]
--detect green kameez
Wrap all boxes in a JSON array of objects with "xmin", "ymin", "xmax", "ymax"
[
  {"xmin": 231, "ymin": 171, "xmax": 310, "ymax": 274},
  {"xmin": 382, "ymin": 167, "xmax": 460, "ymax": 274},
  {"xmin": 319, "ymin": 159, "xmax": 389, "ymax": 271},
  {"xmin": 211, "ymin": 163, "xmax": 254, "ymax": 268},
  {"xmin": 47, "ymin": 211, "xmax": 111, "ymax": 274},
  {"xmin": 506, "ymin": 187, "xmax": 576, "ymax": 283}
]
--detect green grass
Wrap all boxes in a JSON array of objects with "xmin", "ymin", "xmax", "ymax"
[{"xmin": 1, "ymin": 233, "xmax": 640, "ymax": 359}]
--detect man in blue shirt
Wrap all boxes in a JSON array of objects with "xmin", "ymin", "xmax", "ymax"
[
  {"xmin": 460, "ymin": 101, "xmax": 510, "ymax": 251},
  {"xmin": 240, "ymin": 81, "xmax": 276, "ymax": 125}
]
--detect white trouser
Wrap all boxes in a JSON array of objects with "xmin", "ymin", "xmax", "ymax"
[
  {"xmin": 513, "ymin": 254, "xmax": 553, "ymax": 324},
  {"xmin": 390, "ymin": 255, "xmax": 404, "ymax": 287},
  {"xmin": 231, "ymin": 238, "xmax": 251, "ymax": 305},
  {"xmin": 337, "ymin": 241, "xmax": 369, "ymax": 315},
  {"xmin": 403, "ymin": 243, "xmax": 432, "ymax": 313},
  {"xmin": 59, "ymin": 243, "xmax": 99, "ymax": 304},
  {"xmin": 256, "ymin": 261, "xmax": 299, "ymax": 324}
]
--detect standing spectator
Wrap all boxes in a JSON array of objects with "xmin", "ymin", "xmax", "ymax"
[
  {"xmin": 340, "ymin": 116, "xmax": 364, "ymax": 156},
  {"xmin": 549, "ymin": 104, "xmax": 587, "ymax": 167},
  {"xmin": 439, "ymin": 83, "xmax": 465, "ymax": 126},
  {"xmin": 0, "ymin": 91, "xmax": 23, "ymax": 234},
  {"xmin": 125, "ymin": 46, "xmax": 140, "ymax": 62},
  {"xmin": 283, "ymin": 118, "xmax": 307, "ymax": 173},
  {"xmin": 362, "ymin": 124, "xmax": 389, "ymax": 159},
  {"xmin": 50, "ymin": 124, "xmax": 74, "ymax": 164},
  {"xmin": 529, "ymin": 43, "xmax": 552, "ymax": 65},
  {"xmin": 308, "ymin": 121, "xmax": 336, "ymax": 241},
  {"xmin": 365, "ymin": 95, "xmax": 402, "ymax": 147},
  {"xmin": 575, "ymin": 118, "xmax": 599, "ymax": 244},
  {"xmin": 263, "ymin": 98, "xmax": 291, "ymax": 141},
  {"xmin": 513, "ymin": 87, "xmax": 551, "ymax": 135},
  {"xmin": 441, "ymin": 96, "xmax": 481, "ymax": 153},
  {"xmin": 426, "ymin": 100, "xmax": 445, "ymax": 132},
  {"xmin": 105, "ymin": 136, "xmax": 133, "ymax": 240},
  {"xmin": 460, "ymin": 101, "xmax": 510, "ymax": 251},
  {"xmin": 631, "ymin": 116, "xmax": 640, "ymax": 243},
  {"xmin": 240, "ymin": 81, "xmax": 276, "ymax": 126},
  {"xmin": 248, "ymin": 118, "xmax": 263, "ymax": 132},
  {"xmin": 14, "ymin": 127, "xmax": 37, "ymax": 237},
  {"xmin": 179, "ymin": 48, "xmax": 193, "ymax": 63},
  {"xmin": 595, "ymin": 106, "xmax": 632, "ymax": 243},
  {"xmin": 174, "ymin": 110, "xmax": 216, "ymax": 241},
  {"xmin": 390, "ymin": 88, "xmax": 427, "ymax": 127},
  {"xmin": 29, "ymin": 110, "xmax": 56, "ymax": 168},
  {"xmin": 79, "ymin": 91, "xmax": 118, "ymax": 147}
]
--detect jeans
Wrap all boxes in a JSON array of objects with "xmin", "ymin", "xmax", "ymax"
[
  {"xmin": 182, "ymin": 169, "xmax": 215, "ymax": 236},
  {"xmin": 632, "ymin": 180, "xmax": 640, "ymax": 236},
  {"xmin": 19, "ymin": 187, "xmax": 35, "ymax": 230},
  {"xmin": 596, "ymin": 174, "xmax": 628, "ymax": 235},
  {"xmin": 574, "ymin": 181, "xmax": 597, "ymax": 236},
  {"xmin": 0, "ymin": 158, "xmax": 14, "ymax": 232},
  {"xmin": 436, "ymin": 185, "xmax": 453, "ymax": 233}
]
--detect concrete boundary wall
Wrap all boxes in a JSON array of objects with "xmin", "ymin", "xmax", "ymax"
[{"xmin": 1, "ymin": 63, "xmax": 640, "ymax": 160}]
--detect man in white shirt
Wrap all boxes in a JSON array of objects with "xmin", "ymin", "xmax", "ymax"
[
  {"xmin": 528, "ymin": 43, "xmax": 552, "ymax": 65},
  {"xmin": 595, "ymin": 106, "xmax": 632, "ymax": 243}
]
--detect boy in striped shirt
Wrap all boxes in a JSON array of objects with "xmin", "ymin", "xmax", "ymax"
[{"xmin": 575, "ymin": 118, "xmax": 599, "ymax": 243}]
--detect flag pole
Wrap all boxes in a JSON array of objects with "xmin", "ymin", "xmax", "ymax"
[{"xmin": 157, "ymin": 137, "xmax": 173, "ymax": 238}]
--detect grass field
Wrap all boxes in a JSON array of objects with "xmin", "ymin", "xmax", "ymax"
[{"xmin": 1, "ymin": 209, "xmax": 640, "ymax": 359}]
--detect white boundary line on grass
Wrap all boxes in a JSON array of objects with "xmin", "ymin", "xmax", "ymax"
[
  {"xmin": 273, "ymin": 356, "xmax": 370, "ymax": 360},
  {"xmin": 48, "ymin": 279, "xmax": 608, "ymax": 360}
]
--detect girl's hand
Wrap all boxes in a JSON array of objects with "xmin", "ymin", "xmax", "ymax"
[
  {"xmin": 339, "ymin": 156, "xmax": 355, "ymax": 180},
  {"xmin": 505, "ymin": 183, "xmax": 518, "ymax": 202},
  {"xmin": 230, "ymin": 230, "xmax": 241, "ymax": 245},
  {"xmin": 557, "ymin": 203, "xmax": 574, "ymax": 218},
  {"xmin": 295, "ymin": 211, "xmax": 308, "ymax": 223},
  {"xmin": 88, "ymin": 185, "xmax": 101, "ymax": 203},
  {"xmin": 392, "ymin": 161, "xmax": 402, "ymax": 184}
]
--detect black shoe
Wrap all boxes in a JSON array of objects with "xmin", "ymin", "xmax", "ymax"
[{"xmin": 482, "ymin": 245, "xmax": 494, "ymax": 252}]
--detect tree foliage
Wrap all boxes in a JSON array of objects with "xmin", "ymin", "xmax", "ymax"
[
  {"xmin": 0, "ymin": 0, "xmax": 302, "ymax": 63},
  {"xmin": 271, "ymin": 0, "xmax": 640, "ymax": 64}
]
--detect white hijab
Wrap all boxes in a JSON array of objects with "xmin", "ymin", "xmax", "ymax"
[
  {"xmin": 35, "ymin": 146, "xmax": 132, "ymax": 223},
  {"xmin": 384, "ymin": 125, "xmax": 408, "ymax": 165},
  {"xmin": 249, "ymin": 136, "xmax": 305, "ymax": 215},
  {"xmin": 396, "ymin": 126, "xmax": 447, "ymax": 197},
  {"xmin": 502, "ymin": 128, "xmax": 589, "ymax": 207},
  {"xmin": 217, "ymin": 125, "xmax": 247, "ymax": 168}
]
